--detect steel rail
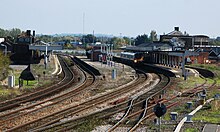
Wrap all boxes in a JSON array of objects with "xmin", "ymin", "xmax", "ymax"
[
  {"xmin": 0, "ymin": 55, "xmax": 72, "ymax": 112},
  {"xmin": 0, "ymin": 57, "xmax": 90, "ymax": 127}
]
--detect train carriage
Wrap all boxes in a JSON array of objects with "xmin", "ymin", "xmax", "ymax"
[{"xmin": 120, "ymin": 52, "xmax": 144, "ymax": 63}]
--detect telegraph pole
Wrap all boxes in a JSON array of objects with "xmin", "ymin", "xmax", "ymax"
[
  {"xmin": 83, "ymin": 13, "xmax": 85, "ymax": 37},
  {"xmin": 83, "ymin": 13, "xmax": 85, "ymax": 47},
  {"xmin": 93, "ymin": 30, "xmax": 95, "ymax": 44}
]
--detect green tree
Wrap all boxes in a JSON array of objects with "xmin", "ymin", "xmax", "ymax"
[
  {"xmin": 149, "ymin": 30, "xmax": 158, "ymax": 42},
  {"xmin": 64, "ymin": 43, "xmax": 73, "ymax": 49},
  {"xmin": 82, "ymin": 34, "xmax": 96, "ymax": 44},
  {"xmin": 123, "ymin": 37, "xmax": 131, "ymax": 45},
  {"xmin": 9, "ymin": 28, "xmax": 21, "ymax": 38},
  {"xmin": 110, "ymin": 37, "xmax": 126, "ymax": 47},
  {"xmin": 0, "ymin": 52, "xmax": 11, "ymax": 80},
  {"xmin": 0, "ymin": 28, "xmax": 5, "ymax": 37},
  {"xmin": 135, "ymin": 34, "xmax": 150, "ymax": 45},
  {"xmin": 0, "ymin": 28, "xmax": 21, "ymax": 39},
  {"xmin": 210, "ymin": 41, "xmax": 220, "ymax": 46},
  {"xmin": 36, "ymin": 35, "xmax": 52, "ymax": 42}
]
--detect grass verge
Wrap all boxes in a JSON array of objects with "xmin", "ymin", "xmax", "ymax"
[{"xmin": 184, "ymin": 128, "xmax": 199, "ymax": 132}]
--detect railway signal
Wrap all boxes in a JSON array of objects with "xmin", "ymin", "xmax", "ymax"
[
  {"xmin": 154, "ymin": 103, "xmax": 167, "ymax": 132},
  {"xmin": 154, "ymin": 103, "xmax": 167, "ymax": 117}
]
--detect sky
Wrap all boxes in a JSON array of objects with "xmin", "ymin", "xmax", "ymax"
[{"xmin": 0, "ymin": 0, "xmax": 219, "ymax": 37}]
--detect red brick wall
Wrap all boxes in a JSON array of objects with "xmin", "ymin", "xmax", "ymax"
[{"xmin": 189, "ymin": 52, "xmax": 209, "ymax": 64}]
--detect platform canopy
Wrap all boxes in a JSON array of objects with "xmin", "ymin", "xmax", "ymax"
[{"xmin": 168, "ymin": 50, "xmax": 199, "ymax": 57}]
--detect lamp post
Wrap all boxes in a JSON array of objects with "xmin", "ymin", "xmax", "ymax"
[
  {"xmin": 1, "ymin": 44, "xmax": 7, "ymax": 56},
  {"xmin": 40, "ymin": 41, "xmax": 49, "ymax": 69}
]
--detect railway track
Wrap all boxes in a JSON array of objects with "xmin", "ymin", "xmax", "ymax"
[
  {"xmin": 104, "ymin": 64, "xmax": 217, "ymax": 132},
  {"xmin": 2, "ymin": 57, "xmax": 216, "ymax": 132},
  {"xmin": 33, "ymin": 65, "xmax": 172, "ymax": 132},
  {"xmin": 0, "ymin": 56, "xmax": 100, "ymax": 131},
  {"xmin": 30, "ymin": 63, "xmax": 217, "ymax": 132},
  {"xmin": 0, "ymin": 56, "xmax": 74, "ymax": 112},
  {"xmin": 137, "ymin": 79, "xmax": 217, "ymax": 131},
  {"xmin": 9, "ymin": 67, "xmax": 151, "ymax": 132},
  {"xmin": 126, "ymin": 67, "xmax": 217, "ymax": 131},
  {"xmin": 108, "ymin": 73, "xmax": 171, "ymax": 132},
  {"xmin": 0, "ymin": 58, "xmax": 97, "ymax": 128}
]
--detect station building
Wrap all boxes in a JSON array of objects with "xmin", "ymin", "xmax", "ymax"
[
  {"xmin": 86, "ymin": 44, "xmax": 115, "ymax": 63},
  {"xmin": 125, "ymin": 27, "xmax": 219, "ymax": 66},
  {"xmin": 86, "ymin": 27, "xmax": 220, "ymax": 64}
]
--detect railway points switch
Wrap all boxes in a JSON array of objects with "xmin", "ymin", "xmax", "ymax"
[
  {"xmin": 170, "ymin": 112, "xmax": 178, "ymax": 121},
  {"xmin": 185, "ymin": 114, "xmax": 193, "ymax": 123},
  {"xmin": 187, "ymin": 102, "xmax": 193, "ymax": 109}
]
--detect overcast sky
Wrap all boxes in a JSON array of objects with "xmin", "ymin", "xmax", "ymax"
[{"xmin": 0, "ymin": 0, "xmax": 219, "ymax": 37}]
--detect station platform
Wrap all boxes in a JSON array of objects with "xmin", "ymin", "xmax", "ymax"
[
  {"xmin": 77, "ymin": 56, "xmax": 199, "ymax": 79},
  {"xmin": 76, "ymin": 56, "xmax": 130, "ymax": 71},
  {"xmin": 153, "ymin": 64, "xmax": 199, "ymax": 78}
]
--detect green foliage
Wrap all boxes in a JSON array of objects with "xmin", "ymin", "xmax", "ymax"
[
  {"xmin": 173, "ymin": 104, "xmax": 191, "ymax": 113},
  {"xmin": 36, "ymin": 35, "xmax": 52, "ymax": 42},
  {"xmin": 82, "ymin": 34, "xmax": 96, "ymax": 44},
  {"xmin": 110, "ymin": 37, "xmax": 127, "ymax": 47},
  {"xmin": 184, "ymin": 128, "xmax": 199, "ymax": 132},
  {"xmin": 75, "ymin": 117, "xmax": 103, "ymax": 131},
  {"xmin": 123, "ymin": 37, "xmax": 131, "ymax": 45},
  {"xmin": 64, "ymin": 43, "xmax": 73, "ymax": 49},
  {"xmin": 0, "ymin": 52, "xmax": 11, "ymax": 80},
  {"xmin": 0, "ymin": 28, "xmax": 21, "ymax": 38},
  {"xmin": 135, "ymin": 34, "xmax": 150, "ymax": 45},
  {"xmin": 0, "ymin": 88, "xmax": 22, "ymax": 101},
  {"xmin": 177, "ymin": 76, "xmax": 205, "ymax": 90},
  {"xmin": 149, "ymin": 30, "xmax": 158, "ymax": 42},
  {"xmin": 193, "ymin": 100, "xmax": 220, "ymax": 124},
  {"xmin": 210, "ymin": 40, "xmax": 220, "ymax": 46},
  {"xmin": 163, "ymin": 113, "xmax": 171, "ymax": 121},
  {"xmin": 9, "ymin": 28, "xmax": 22, "ymax": 38}
]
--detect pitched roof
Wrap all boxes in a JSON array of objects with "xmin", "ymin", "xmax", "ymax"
[
  {"xmin": 167, "ymin": 30, "xmax": 183, "ymax": 36},
  {"xmin": 137, "ymin": 42, "xmax": 172, "ymax": 47},
  {"xmin": 209, "ymin": 50, "xmax": 218, "ymax": 56}
]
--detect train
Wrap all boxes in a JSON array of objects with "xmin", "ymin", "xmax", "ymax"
[{"xmin": 120, "ymin": 52, "xmax": 144, "ymax": 63}]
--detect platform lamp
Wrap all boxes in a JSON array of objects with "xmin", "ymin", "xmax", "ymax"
[{"xmin": 1, "ymin": 44, "xmax": 7, "ymax": 56}]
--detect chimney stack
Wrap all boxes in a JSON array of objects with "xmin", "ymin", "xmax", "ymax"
[
  {"xmin": 174, "ymin": 27, "xmax": 179, "ymax": 31},
  {"xmin": 26, "ymin": 30, "xmax": 31, "ymax": 36},
  {"xmin": 33, "ymin": 30, "xmax": 35, "ymax": 37}
]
